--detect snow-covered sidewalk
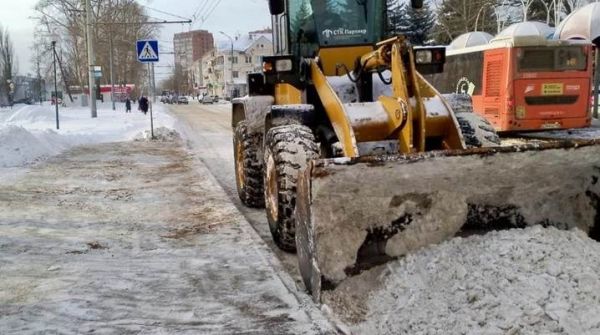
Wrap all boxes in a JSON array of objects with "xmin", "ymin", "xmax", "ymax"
[
  {"xmin": 0, "ymin": 102, "xmax": 177, "ymax": 170},
  {"xmin": 0, "ymin": 133, "xmax": 334, "ymax": 334}
]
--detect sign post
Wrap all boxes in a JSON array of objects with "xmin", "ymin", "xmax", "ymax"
[{"xmin": 136, "ymin": 40, "xmax": 159, "ymax": 139}]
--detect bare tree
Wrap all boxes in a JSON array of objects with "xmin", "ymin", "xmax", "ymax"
[
  {"xmin": 30, "ymin": 27, "xmax": 48, "ymax": 103},
  {"xmin": 433, "ymin": 0, "xmax": 498, "ymax": 44},
  {"xmin": 0, "ymin": 25, "xmax": 16, "ymax": 105},
  {"xmin": 33, "ymin": 0, "xmax": 157, "ymax": 93},
  {"xmin": 518, "ymin": 0, "xmax": 537, "ymax": 20},
  {"xmin": 506, "ymin": 0, "xmax": 592, "ymax": 26}
]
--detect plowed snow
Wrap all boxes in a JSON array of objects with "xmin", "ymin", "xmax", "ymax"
[{"xmin": 324, "ymin": 226, "xmax": 600, "ymax": 335}]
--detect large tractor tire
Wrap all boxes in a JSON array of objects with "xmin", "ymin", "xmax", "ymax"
[
  {"xmin": 444, "ymin": 93, "xmax": 501, "ymax": 148},
  {"xmin": 456, "ymin": 113, "xmax": 501, "ymax": 148},
  {"xmin": 233, "ymin": 121, "xmax": 264, "ymax": 208},
  {"xmin": 264, "ymin": 125, "xmax": 319, "ymax": 252}
]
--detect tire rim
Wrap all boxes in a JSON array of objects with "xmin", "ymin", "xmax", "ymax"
[
  {"xmin": 235, "ymin": 138, "xmax": 245, "ymax": 190},
  {"xmin": 266, "ymin": 150, "xmax": 279, "ymax": 222}
]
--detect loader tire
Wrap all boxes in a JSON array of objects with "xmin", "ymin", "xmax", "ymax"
[
  {"xmin": 264, "ymin": 125, "xmax": 319, "ymax": 252},
  {"xmin": 443, "ymin": 93, "xmax": 474, "ymax": 114},
  {"xmin": 233, "ymin": 121, "xmax": 264, "ymax": 208},
  {"xmin": 456, "ymin": 113, "xmax": 501, "ymax": 148},
  {"xmin": 444, "ymin": 94, "xmax": 501, "ymax": 148}
]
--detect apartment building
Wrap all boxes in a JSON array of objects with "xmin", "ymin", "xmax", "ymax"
[
  {"xmin": 173, "ymin": 30, "xmax": 214, "ymax": 91},
  {"xmin": 198, "ymin": 30, "xmax": 273, "ymax": 98}
]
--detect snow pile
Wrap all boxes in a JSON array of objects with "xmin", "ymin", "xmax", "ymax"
[
  {"xmin": 0, "ymin": 125, "xmax": 71, "ymax": 167},
  {"xmin": 0, "ymin": 103, "xmax": 177, "ymax": 168},
  {"xmin": 134, "ymin": 126, "xmax": 181, "ymax": 142},
  {"xmin": 329, "ymin": 227, "xmax": 600, "ymax": 335}
]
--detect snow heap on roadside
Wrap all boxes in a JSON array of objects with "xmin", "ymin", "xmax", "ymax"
[
  {"xmin": 329, "ymin": 226, "xmax": 600, "ymax": 335},
  {"xmin": 0, "ymin": 125, "xmax": 71, "ymax": 167},
  {"xmin": 0, "ymin": 103, "xmax": 178, "ymax": 168},
  {"xmin": 134, "ymin": 126, "xmax": 181, "ymax": 142}
]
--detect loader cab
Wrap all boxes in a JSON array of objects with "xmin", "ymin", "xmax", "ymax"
[{"xmin": 269, "ymin": 0, "xmax": 386, "ymax": 60}]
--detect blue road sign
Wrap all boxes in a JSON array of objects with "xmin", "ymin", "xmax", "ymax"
[{"xmin": 137, "ymin": 40, "xmax": 159, "ymax": 63}]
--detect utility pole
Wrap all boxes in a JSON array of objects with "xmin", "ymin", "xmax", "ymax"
[
  {"xmin": 52, "ymin": 41, "xmax": 60, "ymax": 130},
  {"xmin": 109, "ymin": 34, "xmax": 116, "ymax": 110},
  {"xmin": 85, "ymin": 0, "xmax": 97, "ymax": 118}
]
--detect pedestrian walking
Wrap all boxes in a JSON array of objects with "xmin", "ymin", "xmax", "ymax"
[
  {"xmin": 125, "ymin": 98, "xmax": 132, "ymax": 113},
  {"xmin": 139, "ymin": 96, "xmax": 149, "ymax": 115}
]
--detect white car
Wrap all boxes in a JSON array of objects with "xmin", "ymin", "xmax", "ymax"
[{"xmin": 201, "ymin": 95, "xmax": 216, "ymax": 104}]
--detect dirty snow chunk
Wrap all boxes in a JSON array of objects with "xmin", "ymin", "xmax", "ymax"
[
  {"xmin": 134, "ymin": 127, "xmax": 181, "ymax": 142},
  {"xmin": 339, "ymin": 227, "xmax": 600, "ymax": 335}
]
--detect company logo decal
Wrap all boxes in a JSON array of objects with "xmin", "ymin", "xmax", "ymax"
[
  {"xmin": 322, "ymin": 28, "xmax": 367, "ymax": 39},
  {"xmin": 456, "ymin": 77, "xmax": 476, "ymax": 96}
]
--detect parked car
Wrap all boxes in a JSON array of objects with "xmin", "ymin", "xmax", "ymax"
[
  {"xmin": 201, "ymin": 95, "xmax": 215, "ymax": 104},
  {"xmin": 177, "ymin": 96, "xmax": 189, "ymax": 104},
  {"xmin": 166, "ymin": 95, "xmax": 177, "ymax": 104}
]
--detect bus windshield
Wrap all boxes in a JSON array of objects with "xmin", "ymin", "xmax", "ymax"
[{"xmin": 517, "ymin": 46, "xmax": 588, "ymax": 72}]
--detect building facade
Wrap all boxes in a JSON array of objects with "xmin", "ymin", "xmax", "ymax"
[
  {"xmin": 199, "ymin": 30, "xmax": 273, "ymax": 99},
  {"xmin": 173, "ymin": 30, "xmax": 214, "ymax": 93}
]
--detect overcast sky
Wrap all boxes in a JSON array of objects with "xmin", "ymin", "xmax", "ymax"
[{"xmin": 0, "ymin": 0, "xmax": 271, "ymax": 80}]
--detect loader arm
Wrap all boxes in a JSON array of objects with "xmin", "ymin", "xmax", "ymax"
[
  {"xmin": 313, "ymin": 36, "xmax": 466, "ymax": 156},
  {"xmin": 310, "ymin": 61, "xmax": 359, "ymax": 158}
]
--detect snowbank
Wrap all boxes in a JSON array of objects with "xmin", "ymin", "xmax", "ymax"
[
  {"xmin": 0, "ymin": 102, "xmax": 178, "ymax": 168},
  {"xmin": 134, "ymin": 126, "xmax": 182, "ymax": 142},
  {"xmin": 325, "ymin": 227, "xmax": 600, "ymax": 335}
]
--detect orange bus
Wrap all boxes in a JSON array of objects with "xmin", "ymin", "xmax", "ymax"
[{"xmin": 429, "ymin": 35, "xmax": 594, "ymax": 132}]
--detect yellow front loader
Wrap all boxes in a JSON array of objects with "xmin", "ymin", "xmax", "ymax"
[{"xmin": 231, "ymin": 0, "xmax": 600, "ymax": 301}]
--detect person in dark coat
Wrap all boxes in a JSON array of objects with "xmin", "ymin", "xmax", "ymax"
[
  {"xmin": 138, "ymin": 96, "xmax": 149, "ymax": 115},
  {"xmin": 125, "ymin": 98, "xmax": 132, "ymax": 113}
]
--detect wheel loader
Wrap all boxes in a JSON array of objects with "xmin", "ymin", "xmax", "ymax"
[{"xmin": 232, "ymin": 0, "xmax": 600, "ymax": 301}]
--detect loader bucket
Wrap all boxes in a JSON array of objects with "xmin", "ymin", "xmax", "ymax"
[{"xmin": 296, "ymin": 140, "xmax": 600, "ymax": 301}]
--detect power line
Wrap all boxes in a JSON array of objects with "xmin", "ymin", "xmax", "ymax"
[
  {"xmin": 198, "ymin": 0, "xmax": 224, "ymax": 28},
  {"xmin": 142, "ymin": 5, "xmax": 191, "ymax": 21},
  {"xmin": 191, "ymin": 0, "xmax": 212, "ymax": 24},
  {"xmin": 95, "ymin": 20, "xmax": 192, "ymax": 25}
]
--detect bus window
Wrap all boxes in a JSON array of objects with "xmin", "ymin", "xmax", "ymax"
[
  {"xmin": 556, "ymin": 47, "xmax": 587, "ymax": 71},
  {"xmin": 518, "ymin": 46, "xmax": 587, "ymax": 72}
]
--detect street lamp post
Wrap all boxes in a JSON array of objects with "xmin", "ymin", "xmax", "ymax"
[
  {"xmin": 220, "ymin": 31, "xmax": 234, "ymax": 100},
  {"xmin": 51, "ymin": 41, "xmax": 60, "ymax": 130},
  {"xmin": 85, "ymin": 0, "xmax": 97, "ymax": 118}
]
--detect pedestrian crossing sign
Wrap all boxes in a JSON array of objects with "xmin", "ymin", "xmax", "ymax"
[{"xmin": 136, "ymin": 40, "xmax": 159, "ymax": 63}]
